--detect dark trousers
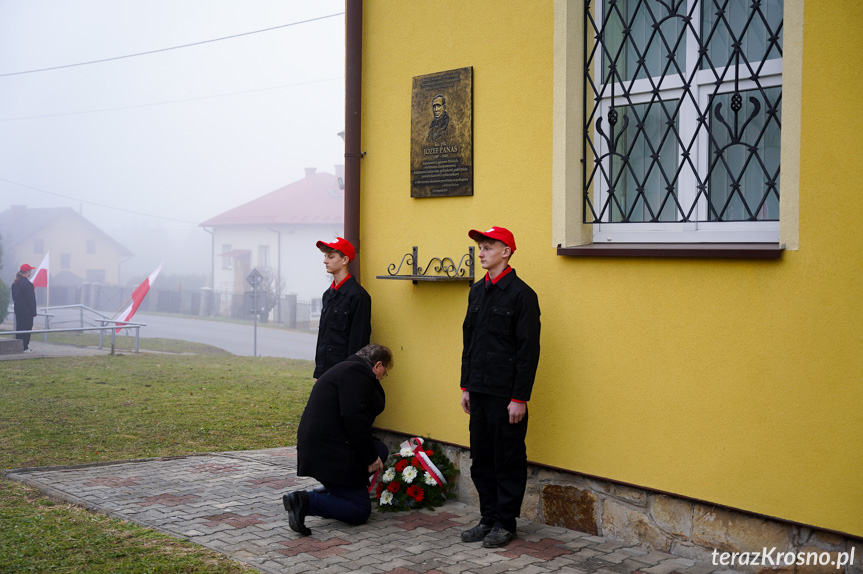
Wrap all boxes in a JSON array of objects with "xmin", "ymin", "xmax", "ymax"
[
  {"xmin": 469, "ymin": 392, "xmax": 528, "ymax": 532},
  {"xmin": 307, "ymin": 440, "xmax": 388, "ymax": 526},
  {"xmin": 15, "ymin": 315, "xmax": 34, "ymax": 350}
]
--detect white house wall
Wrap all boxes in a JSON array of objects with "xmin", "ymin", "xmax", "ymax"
[{"xmin": 211, "ymin": 223, "xmax": 344, "ymax": 301}]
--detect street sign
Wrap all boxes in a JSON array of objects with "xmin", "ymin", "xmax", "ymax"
[
  {"xmin": 244, "ymin": 292, "xmax": 269, "ymax": 314},
  {"xmin": 246, "ymin": 268, "xmax": 265, "ymax": 357},
  {"xmin": 246, "ymin": 268, "xmax": 264, "ymax": 288}
]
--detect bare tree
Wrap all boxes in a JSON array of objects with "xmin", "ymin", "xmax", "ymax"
[{"xmin": 255, "ymin": 267, "xmax": 284, "ymax": 324}]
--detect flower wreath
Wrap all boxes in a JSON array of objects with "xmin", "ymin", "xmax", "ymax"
[{"xmin": 374, "ymin": 437, "xmax": 458, "ymax": 512}]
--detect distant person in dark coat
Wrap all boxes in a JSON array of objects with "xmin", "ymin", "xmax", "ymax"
[
  {"xmin": 11, "ymin": 263, "xmax": 38, "ymax": 353},
  {"xmin": 313, "ymin": 237, "xmax": 372, "ymax": 379},
  {"xmin": 283, "ymin": 344, "xmax": 393, "ymax": 536}
]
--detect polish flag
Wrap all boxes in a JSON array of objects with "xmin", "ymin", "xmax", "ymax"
[
  {"xmin": 114, "ymin": 263, "xmax": 163, "ymax": 331},
  {"xmin": 31, "ymin": 252, "xmax": 49, "ymax": 288}
]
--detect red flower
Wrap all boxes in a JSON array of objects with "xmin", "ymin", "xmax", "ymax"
[
  {"xmin": 410, "ymin": 457, "xmax": 419, "ymax": 467},
  {"xmin": 395, "ymin": 459, "xmax": 409, "ymax": 471},
  {"xmin": 387, "ymin": 481, "xmax": 401, "ymax": 493},
  {"xmin": 406, "ymin": 485, "xmax": 425, "ymax": 502},
  {"xmin": 425, "ymin": 450, "xmax": 434, "ymax": 456},
  {"xmin": 376, "ymin": 483, "xmax": 385, "ymax": 497}
]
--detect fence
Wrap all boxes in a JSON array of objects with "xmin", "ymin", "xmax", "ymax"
[
  {"xmin": 3, "ymin": 304, "xmax": 145, "ymax": 352},
  {"xmin": 35, "ymin": 284, "xmax": 320, "ymax": 330}
]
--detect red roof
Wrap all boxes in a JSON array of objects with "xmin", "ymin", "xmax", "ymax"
[{"xmin": 200, "ymin": 167, "xmax": 344, "ymax": 227}]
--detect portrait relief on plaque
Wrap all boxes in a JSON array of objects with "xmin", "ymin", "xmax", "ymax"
[{"xmin": 410, "ymin": 67, "xmax": 473, "ymax": 198}]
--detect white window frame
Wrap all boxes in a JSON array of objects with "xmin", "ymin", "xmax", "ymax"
[
  {"xmin": 221, "ymin": 244, "xmax": 233, "ymax": 270},
  {"xmin": 258, "ymin": 245, "xmax": 270, "ymax": 269},
  {"xmin": 553, "ymin": 0, "xmax": 801, "ymax": 250}
]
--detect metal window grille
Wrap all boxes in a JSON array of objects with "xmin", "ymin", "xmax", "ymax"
[{"xmin": 584, "ymin": 0, "xmax": 783, "ymax": 224}]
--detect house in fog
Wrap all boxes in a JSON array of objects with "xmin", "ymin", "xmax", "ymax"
[
  {"xmin": 199, "ymin": 167, "xmax": 344, "ymax": 306},
  {"xmin": 0, "ymin": 205, "xmax": 133, "ymax": 301}
]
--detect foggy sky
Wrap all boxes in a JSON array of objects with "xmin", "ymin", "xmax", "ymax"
[{"xmin": 0, "ymin": 0, "xmax": 346, "ymax": 279}]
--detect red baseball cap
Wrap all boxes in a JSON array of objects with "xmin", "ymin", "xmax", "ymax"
[
  {"xmin": 468, "ymin": 226, "xmax": 516, "ymax": 253},
  {"xmin": 20, "ymin": 263, "xmax": 36, "ymax": 272},
  {"xmin": 316, "ymin": 237, "xmax": 355, "ymax": 261}
]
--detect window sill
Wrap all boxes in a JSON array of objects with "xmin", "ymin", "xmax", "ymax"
[{"xmin": 556, "ymin": 243, "xmax": 784, "ymax": 259}]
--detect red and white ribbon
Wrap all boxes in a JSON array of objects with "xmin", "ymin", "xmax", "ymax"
[
  {"xmin": 400, "ymin": 437, "xmax": 447, "ymax": 488},
  {"xmin": 368, "ymin": 469, "xmax": 381, "ymax": 493}
]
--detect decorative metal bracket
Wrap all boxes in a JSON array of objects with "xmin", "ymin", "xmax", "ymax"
[{"xmin": 377, "ymin": 246, "xmax": 474, "ymax": 284}]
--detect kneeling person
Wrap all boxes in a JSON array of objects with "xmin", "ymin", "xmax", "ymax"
[{"xmin": 284, "ymin": 344, "xmax": 393, "ymax": 535}]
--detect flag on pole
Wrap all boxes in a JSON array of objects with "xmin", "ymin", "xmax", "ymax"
[
  {"xmin": 114, "ymin": 263, "xmax": 163, "ymax": 332},
  {"xmin": 31, "ymin": 252, "xmax": 49, "ymax": 288}
]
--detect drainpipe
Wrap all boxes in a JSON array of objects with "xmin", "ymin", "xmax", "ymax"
[
  {"xmin": 202, "ymin": 226, "xmax": 214, "ymax": 290},
  {"xmin": 345, "ymin": 0, "xmax": 363, "ymax": 282}
]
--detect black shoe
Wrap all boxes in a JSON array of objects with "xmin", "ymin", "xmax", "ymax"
[
  {"xmin": 461, "ymin": 522, "xmax": 493, "ymax": 542},
  {"xmin": 283, "ymin": 491, "xmax": 311, "ymax": 536},
  {"xmin": 482, "ymin": 527, "xmax": 516, "ymax": 548}
]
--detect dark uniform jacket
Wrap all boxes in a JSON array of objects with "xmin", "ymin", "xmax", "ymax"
[
  {"xmin": 11, "ymin": 277, "xmax": 37, "ymax": 319},
  {"xmin": 313, "ymin": 276, "xmax": 372, "ymax": 378},
  {"xmin": 461, "ymin": 268, "xmax": 541, "ymax": 402},
  {"xmin": 297, "ymin": 354, "xmax": 385, "ymax": 488}
]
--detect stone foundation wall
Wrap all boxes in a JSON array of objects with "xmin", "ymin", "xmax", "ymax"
[{"xmin": 375, "ymin": 430, "xmax": 862, "ymax": 573}]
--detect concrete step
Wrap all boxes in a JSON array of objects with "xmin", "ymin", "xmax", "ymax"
[{"xmin": 0, "ymin": 338, "xmax": 24, "ymax": 354}]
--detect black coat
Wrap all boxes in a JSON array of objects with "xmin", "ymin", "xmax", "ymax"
[
  {"xmin": 313, "ymin": 277, "xmax": 372, "ymax": 378},
  {"xmin": 461, "ymin": 268, "xmax": 541, "ymax": 402},
  {"xmin": 297, "ymin": 354, "xmax": 385, "ymax": 488},
  {"xmin": 11, "ymin": 277, "xmax": 37, "ymax": 319}
]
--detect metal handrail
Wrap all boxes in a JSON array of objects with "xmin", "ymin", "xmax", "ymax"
[
  {"xmin": 39, "ymin": 303, "xmax": 113, "ymax": 318},
  {"xmin": 1, "ymin": 322, "xmax": 146, "ymax": 354}
]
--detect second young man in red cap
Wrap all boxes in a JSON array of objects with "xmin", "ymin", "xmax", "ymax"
[
  {"xmin": 313, "ymin": 237, "xmax": 372, "ymax": 379},
  {"xmin": 459, "ymin": 226, "xmax": 541, "ymax": 548}
]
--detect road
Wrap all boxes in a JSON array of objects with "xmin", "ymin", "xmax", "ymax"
[{"xmin": 130, "ymin": 313, "xmax": 316, "ymax": 359}]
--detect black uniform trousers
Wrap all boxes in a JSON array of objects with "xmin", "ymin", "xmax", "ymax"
[
  {"xmin": 15, "ymin": 315, "xmax": 34, "ymax": 350},
  {"xmin": 468, "ymin": 392, "xmax": 528, "ymax": 532}
]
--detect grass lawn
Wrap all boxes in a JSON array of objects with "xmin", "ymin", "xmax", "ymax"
[{"xmin": 0, "ymin": 348, "xmax": 315, "ymax": 573}]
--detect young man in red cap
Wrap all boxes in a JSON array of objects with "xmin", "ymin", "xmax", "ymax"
[
  {"xmin": 11, "ymin": 263, "xmax": 38, "ymax": 353},
  {"xmin": 460, "ymin": 226, "xmax": 541, "ymax": 548},
  {"xmin": 313, "ymin": 237, "xmax": 372, "ymax": 379}
]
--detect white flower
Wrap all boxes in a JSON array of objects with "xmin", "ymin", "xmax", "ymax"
[
  {"xmin": 399, "ymin": 446, "xmax": 415, "ymax": 457},
  {"xmin": 402, "ymin": 466, "xmax": 418, "ymax": 484},
  {"xmin": 423, "ymin": 471, "xmax": 438, "ymax": 486},
  {"xmin": 379, "ymin": 491, "xmax": 393, "ymax": 505},
  {"xmin": 382, "ymin": 468, "xmax": 396, "ymax": 483}
]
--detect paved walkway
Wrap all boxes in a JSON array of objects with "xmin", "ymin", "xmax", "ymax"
[{"xmin": 6, "ymin": 447, "xmax": 731, "ymax": 574}]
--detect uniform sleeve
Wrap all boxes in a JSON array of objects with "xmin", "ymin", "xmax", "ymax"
[
  {"xmin": 347, "ymin": 288, "xmax": 372, "ymax": 355},
  {"xmin": 460, "ymin": 285, "xmax": 477, "ymax": 389},
  {"xmin": 27, "ymin": 282, "xmax": 37, "ymax": 317},
  {"xmin": 512, "ymin": 287, "xmax": 541, "ymax": 402}
]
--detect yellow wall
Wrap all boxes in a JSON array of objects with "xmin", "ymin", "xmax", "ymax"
[{"xmin": 358, "ymin": 0, "xmax": 863, "ymax": 537}]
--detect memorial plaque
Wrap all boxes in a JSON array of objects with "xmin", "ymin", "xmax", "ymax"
[{"xmin": 410, "ymin": 67, "xmax": 473, "ymax": 198}]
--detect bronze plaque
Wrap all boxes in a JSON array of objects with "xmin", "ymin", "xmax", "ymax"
[{"xmin": 410, "ymin": 67, "xmax": 473, "ymax": 197}]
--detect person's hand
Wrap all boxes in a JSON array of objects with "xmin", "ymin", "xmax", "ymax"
[
  {"xmin": 368, "ymin": 457, "xmax": 383, "ymax": 474},
  {"xmin": 507, "ymin": 401, "xmax": 526, "ymax": 424},
  {"xmin": 460, "ymin": 390, "xmax": 471, "ymax": 414}
]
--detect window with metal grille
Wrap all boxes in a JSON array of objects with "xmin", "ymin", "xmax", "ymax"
[{"xmin": 584, "ymin": 0, "xmax": 783, "ymax": 243}]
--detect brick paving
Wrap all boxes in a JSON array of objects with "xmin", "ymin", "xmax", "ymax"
[{"xmin": 5, "ymin": 447, "xmax": 736, "ymax": 574}]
